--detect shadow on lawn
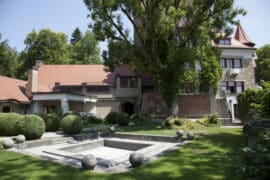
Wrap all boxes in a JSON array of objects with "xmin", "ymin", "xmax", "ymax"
[
  {"xmin": 0, "ymin": 129, "xmax": 245, "ymax": 180},
  {"xmin": 111, "ymin": 129, "xmax": 246, "ymax": 180}
]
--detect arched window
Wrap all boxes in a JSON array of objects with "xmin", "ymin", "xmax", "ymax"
[{"xmin": 2, "ymin": 106, "xmax": 11, "ymax": 113}]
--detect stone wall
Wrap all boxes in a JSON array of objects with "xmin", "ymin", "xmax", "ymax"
[
  {"xmin": 141, "ymin": 93, "xmax": 170, "ymax": 117},
  {"xmin": 178, "ymin": 94, "xmax": 215, "ymax": 118},
  {"xmin": 141, "ymin": 93, "xmax": 215, "ymax": 118}
]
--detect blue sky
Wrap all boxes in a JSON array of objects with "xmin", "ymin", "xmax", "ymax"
[{"xmin": 0, "ymin": 0, "xmax": 269, "ymax": 52}]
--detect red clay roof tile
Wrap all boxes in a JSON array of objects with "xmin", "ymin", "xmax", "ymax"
[{"xmin": 0, "ymin": 76, "xmax": 29, "ymax": 103}]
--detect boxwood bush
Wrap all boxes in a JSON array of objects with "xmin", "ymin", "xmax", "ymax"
[
  {"xmin": 36, "ymin": 112, "xmax": 60, "ymax": 131},
  {"xmin": 197, "ymin": 113, "xmax": 221, "ymax": 127},
  {"xmin": 117, "ymin": 112, "xmax": 130, "ymax": 126},
  {"xmin": 130, "ymin": 113, "xmax": 153, "ymax": 124},
  {"xmin": 84, "ymin": 116, "xmax": 104, "ymax": 125},
  {"xmin": 164, "ymin": 117, "xmax": 195, "ymax": 129},
  {"xmin": 105, "ymin": 112, "xmax": 119, "ymax": 124},
  {"xmin": 60, "ymin": 114, "xmax": 83, "ymax": 134},
  {"xmin": 16, "ymin": 114, "xmax": 46, "ymax": 140},
  {"xmin": 0, "ymin": 113, "xmax": 22, "ymax": 136}
]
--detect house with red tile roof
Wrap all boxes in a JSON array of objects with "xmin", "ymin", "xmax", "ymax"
[
  {"xmin": 0, "ymin": 76, "xmax": 30, "ymax": 113},
  {"xmin": 0, "ymin": 23, "xmax": 257, "ymax": 124}
]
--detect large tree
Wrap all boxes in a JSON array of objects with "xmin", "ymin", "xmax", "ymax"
[
  {"xmin": 18, "ymin": 29, "xmax": 71, "ymax": 79},
  {"xmin": 256, "ymin": 44, "xmax": 270, "ymax": 84},
  {"xmin": 0, "ymin": 34, "xmax": 19, "ymax": 78},
  {"xmin": 84, "ymin": 0, "xmax": 245, "ymax": 111},
  {"xmin": 70, "ymin": 30, "xmax": 101, "ymax": 64}
]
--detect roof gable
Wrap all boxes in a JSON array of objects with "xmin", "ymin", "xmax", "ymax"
[{"xmin": 0, "ymin": 76, "xmax": 29, "ymax": 103}]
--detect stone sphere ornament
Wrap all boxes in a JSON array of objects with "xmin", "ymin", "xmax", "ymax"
[
  {"xmin": 176, "ymin": 129, "xmax": 184, "ymax": 138},
  {"xmin": 81, "ymin": 155, "xmax": 97, "ymax": 170},
  {"xmin": 15, "ymin": 135, "xmax": 26, "ymax": 143},
  {"xmin": 129, "ymin": 153, "xmax": 144, "ymax": 167},
  {"xmin": 3, "ymin": 138, "xmax": 14, "ymax": 149},
  {"xmin": 187, "ymin": 132, "xmax": 195, "ymax": 140},
  {"xmin": 109, "ymin": 125, "xmax": 116, "ymax": 133}
]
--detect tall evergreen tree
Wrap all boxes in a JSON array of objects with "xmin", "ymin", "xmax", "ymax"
[{"xmin": 70, "ymin": 27, "xmax": 82, "ymax": 44}]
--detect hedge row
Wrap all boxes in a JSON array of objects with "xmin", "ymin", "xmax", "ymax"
[{"xmin": 105, "ymin": 112, "xmax": 130, "ymax": 126}]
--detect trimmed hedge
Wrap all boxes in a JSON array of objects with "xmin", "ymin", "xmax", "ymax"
[
  {"xmin": 164, "ymin": 117, "xmax": 195, "ymax": 129},
  {"xmin": 117, "ymin": 112, "xmax": 130, "ymax": 126},
  {"xmin": 60, "ymin": 114, "xmax": 83, "ymax": 134},
  {"xmin": 16, "ymin": 115, "xmax": 46, "ymax": 140},
  {"xmin": 36, "ymin": 113, "xmax": 60, "ymax": 131},
  {"xmin": 105, "ymin": 112, "xmax": 130, "ymax": 126},
  {"xmin": 105, "ymin": 112, "xmax": 119, "ymax": 124},
  {"xmin": 83, "ymin": 116, "xmax": 104, "ymax": 125},
  {"xmin": 0, "ymin": 113, "xmax": 22, "ymax": 136}
]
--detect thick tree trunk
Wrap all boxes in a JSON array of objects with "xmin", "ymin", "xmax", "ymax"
[{"xmin": 170, "ymin": 96, "xmax": 179, "ymax": 117}]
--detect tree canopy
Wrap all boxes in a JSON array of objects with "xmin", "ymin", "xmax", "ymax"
[
  {"xmin": 0, "ymin": 34, "xmax": 19, "ymax": 78},
  {"xmin": 256, "ymin": 44, "xmax": 270, "ymax": 84},
  {"xmin": 84, "ymin": 0, "xmax": 245, "ymax": 107},
  {"xmin": 70, "ymin": 30, "xmax": 101, "ymax": 64},
  {"xmin": 17, "ymin": 28, "xmax": 101, "ymax": 79},
  {"xmin": 18, "ymin": 29, "xmax": 71, "ymax": 78}
]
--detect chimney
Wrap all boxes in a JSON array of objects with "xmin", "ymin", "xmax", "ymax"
[
  {"xmin": 34, "ymin": 60, "xmax": 43, "ymax": 70},
  {"xmin": 25, "ymin": 61, "xmax": 41, "ymax": 97}
]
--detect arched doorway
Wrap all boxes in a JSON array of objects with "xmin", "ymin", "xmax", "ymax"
[{"xmin": 121, "ymin": 102, "xmax": 134, "ymax": 115}]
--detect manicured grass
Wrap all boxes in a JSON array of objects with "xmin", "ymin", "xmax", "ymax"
[{"xmin": 0, "ymin": 123, "xmax": 245, "ymax": 180}]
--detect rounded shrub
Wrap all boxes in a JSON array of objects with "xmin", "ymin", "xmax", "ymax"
[
  {"xmin": 0, "ymin": 113, "xmax": 22, "ymax": 136},
  {"xmin": 164, "ymin": 118, "xmax": 175, "ymax": 128},
  {"xmin": 84, "ymin": 116, "xmax": 104, "ymax": 124},
  {"xmin": 35, "ymin": 112, "xmax": 60, "ymax": 131},
  {"xmin": 60, "ymin": 114, "xmax": 83, "ymax": 134},
  {"xmin": 45, "ymin": 113, "xmax": 60, "ymax": 131},
  {"xmin": 174, "ymin": 118, "xmax": 183, "ymax": 126},
  {"xmin": 16, "ymin": 115, "xmax": 46, "ymax": 140},
  {"xmin": 117, "ymin": 112, "xmax": 130, "ymax": 126},
  {"xmin": 105, "ymin": 112, "xmax": 119, "ymax": 124}
]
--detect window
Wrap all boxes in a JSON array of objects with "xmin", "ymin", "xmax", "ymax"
[
  {"xmin": 220, "ymin": 59, "xmax": 227, "ymax": 68},
  {"xmin": 2, "ymin": 106, "xmax": 10, "ymax": 113},
  {"xmin": 87, "ymin": 86, "xmax": 110, "ymax": 93},
  {"xmin": 120, "ymin": 77, "xmax": 129, "ymax": 88},
  {"xmin": 219, "ymin": 39, "xmax": 230, "ymax": 45},
  {"xmin": 221, "ymin": 81, "xmax": 244, "ymax": 94},
  {"xmin": 120, "ymin": 77, "xmax": 138, "ymax": 88},
  {"xmin": 236, "ymin": 82, "xmax": 244, "ymax": 93},
  {"xmin": 130, "ymin": 77, "xmax": 137, "ymax": 88},
  {"xmin": 220, "ymin": 58, "xmax": 242, "ymax": 68},
  {"xmin": 184, "ymin": 63, "xmax": 190, "ymax": 70},
  {"xmin": 234, "ymin": 59, "xmax": 242, "ymax": 68},
  {"xmin": 196, "ymin": 61, "xmax": 202, "ymax": 71}
]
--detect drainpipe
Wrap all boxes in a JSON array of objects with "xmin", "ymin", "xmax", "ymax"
[{"xmin": 61, "ymin": 95, "xmax": 69, "ymax": 114}]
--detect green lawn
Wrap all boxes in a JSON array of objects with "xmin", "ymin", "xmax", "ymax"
[{"xmin": 0, "ymin": 122, "xmax": 245, "ymax": 180}]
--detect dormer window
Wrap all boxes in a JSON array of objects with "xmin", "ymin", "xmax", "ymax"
[
  {"xmin": 218, "ymin": 39, "xmax": 230, "ymax": 45},
  {"xmin": 120, "ymin": 77, "xmax": 137, "ymax": 88}
]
